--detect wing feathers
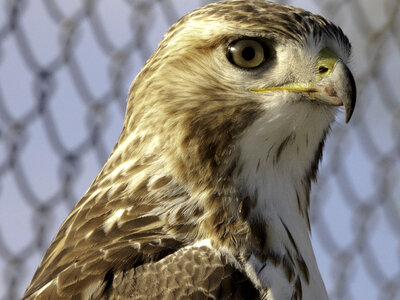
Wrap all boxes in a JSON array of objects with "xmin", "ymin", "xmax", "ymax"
[{"xmin": 103, "ymin": 244, "xmax": 260, "ymax": 300}]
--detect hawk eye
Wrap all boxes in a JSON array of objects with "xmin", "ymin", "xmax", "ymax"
[{"xmin": 227, "ymin": 39, "xmax": 267, "ymax": 69}]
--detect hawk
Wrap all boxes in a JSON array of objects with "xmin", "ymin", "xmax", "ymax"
[{"xmin": 23, "ymin": 1, "xmax": 356, "ymax": 299}]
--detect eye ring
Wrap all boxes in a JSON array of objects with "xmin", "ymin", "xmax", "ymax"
[{"xmin": 227, "ymin": 39, "xmax": 268, "ymax": 69}]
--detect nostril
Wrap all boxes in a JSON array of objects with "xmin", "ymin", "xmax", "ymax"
[{"xmin": 319, "ymin": 66, "xmax": 329, "ymax": 74}]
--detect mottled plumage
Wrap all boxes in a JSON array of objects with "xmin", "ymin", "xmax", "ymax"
[{"xmin": 24, "ymin": 1, "xmax": 356, "ymax": 299}]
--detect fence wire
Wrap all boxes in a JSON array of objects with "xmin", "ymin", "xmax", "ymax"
[{"xmin": 0, "ymin": 0, "xmax": 399, "ymax": 299}]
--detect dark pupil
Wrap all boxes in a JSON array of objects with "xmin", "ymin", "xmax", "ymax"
[{"xmin": 242, "ymin": 47, "xmax": 255, "ymax": 61}]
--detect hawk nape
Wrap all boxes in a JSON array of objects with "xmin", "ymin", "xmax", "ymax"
[{"xmin": 23, "ymin": 1, "xmax": 356, "ymax": 299}]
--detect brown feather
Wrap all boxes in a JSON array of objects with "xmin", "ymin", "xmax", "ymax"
[
  {"xmin": 23, "ymin": 1, "xmax": 353, "ymax": 299},
  {"xmin": 102, "ymin": 245, "xmax": 260, "ymax": 300}
]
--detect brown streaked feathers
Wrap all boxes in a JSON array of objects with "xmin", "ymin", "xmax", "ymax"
[{"xmin": 23, "ymin": 1, "xmax": 354, "ymax": 299}]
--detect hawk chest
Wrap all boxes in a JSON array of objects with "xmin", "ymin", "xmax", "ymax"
[{"xmin": 231, "ymin": 113, "xmax": 330, "ymax": 299}]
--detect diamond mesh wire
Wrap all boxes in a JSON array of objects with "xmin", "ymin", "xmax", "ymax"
[{"xmin": 0, "ymin": 0, "xmax": 399, "ymax": 299}]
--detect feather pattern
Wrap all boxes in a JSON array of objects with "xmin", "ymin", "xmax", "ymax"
[{"xmin": 23, "ymin": 1, "xmax": 355, "ymax": 299}]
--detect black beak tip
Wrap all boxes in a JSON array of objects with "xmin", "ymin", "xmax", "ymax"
[{"xmin": 344, "ymin": 66, "xmax": 357, "ymax": 124}]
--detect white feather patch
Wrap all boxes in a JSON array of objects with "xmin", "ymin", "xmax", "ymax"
[
  {"xmin": 103, "ymin": 208, "xmax": 125, "ymax": 233},
  {"xmin": 192, "ymin": 239, "xmax": 213, "ymax": 248}
]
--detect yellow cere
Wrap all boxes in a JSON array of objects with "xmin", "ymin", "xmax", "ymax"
[{"xmin": 316, "ymin": 47, "xmax": 339, "ymax": 80}]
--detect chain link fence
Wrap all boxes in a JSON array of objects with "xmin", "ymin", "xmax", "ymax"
[{"xmin": 0, "ymin": 0, "xmax": 399, "ymax": 299}]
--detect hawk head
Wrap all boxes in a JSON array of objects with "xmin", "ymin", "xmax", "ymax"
[{"xmin": 24, "ymin": 1, "xmax": 356, "ymax": 299}]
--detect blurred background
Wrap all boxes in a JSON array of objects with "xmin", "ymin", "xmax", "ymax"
[{"xmin": 0, "ymin": 0, "xmax": 399, "ymax": 299}]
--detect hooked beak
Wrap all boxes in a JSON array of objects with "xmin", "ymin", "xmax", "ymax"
[
  {"xmin": 306, "ymin": 60, "xmax": 356, "ymax": 123},
  {"xmin": 251, "ymin": 49, "xmax": 357, "ymax": 123}
]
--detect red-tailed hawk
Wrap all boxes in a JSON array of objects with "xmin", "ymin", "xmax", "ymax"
[{"xmin": 23, "ymin": 1, "xmax": 356, "ymax": 299}]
